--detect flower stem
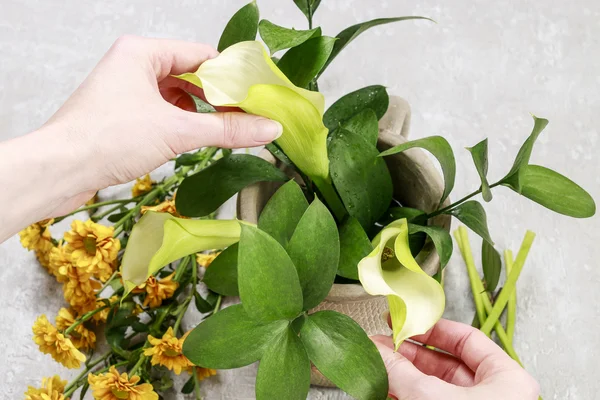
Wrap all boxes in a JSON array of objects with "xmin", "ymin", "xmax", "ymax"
[
  {"xmin": 64, "ymin": 304, "xmax": 110, "ymax": 336},
  {"xmin": 63, "ymin": 351, "xmax": 112, "ymax": 394},
  {"xmin": 193, "ymin": 367, "xmax": 203, "ymax": 400},
  {"xmin": 504, "ymin": 249, "xmax": 517, "ymax": 344},
  {"xmin": 213, "ymin": 295, "xmax": 223, "ymax": 315},
  {"xmin": 313, "ymin": 177, "xmax": 347, "ymax": 222},
  {"xmin": 129, "ymin": 351, "xmax": 148, "ymax": 376},
  {"xmin": 453, "ymin": 228, "xmax": 486, "ymax": 327},
  {"xmin": 91, "ymin": 203, "xmax": 126, "ymax": 222},
  {"xmin": 480, "ymin": 231, "xmax": 535, "ymax": 336},
  {"xmin": 455, "ymin": 226, "xmax": 523, "ymax": 366},
  {"xmin": 96, "ymin": 270, "xmax": 119, "ymax": 297},
  {"xmin": 54, "ymin": 198, "xmax": 139, "ymax": 223},
  {"xmin": 428, "ymin": 181, "xmax": 502, "ymax": 219}
]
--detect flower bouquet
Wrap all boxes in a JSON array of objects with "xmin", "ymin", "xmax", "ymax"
[{"xmin": 21, "ymin": 1, "xmax": 595, "ymax": 400}]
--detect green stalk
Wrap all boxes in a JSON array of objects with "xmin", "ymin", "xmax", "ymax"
[
  {"xmin": 504, "ymin": 250, "xmax": 517, "ymax": 344},
  {"xmin": 63, "ymin": 352, "xmax": 118, "ymax": 396},
  {"xmin": 91, "ymin": 202, "xmax": 126, "ymax": 222},
  {"xmin": 428, "ymin": 181, "xmax": 502, "ymax": 219},
  {"xmin": 480, "ymin": 231, "xmax": 535, "ymax": 336},
  {"xmin": 96, "ymin": 270, "xmax": 119, "ymax": 297},
  {"xmin": 313, "ymin": 177, "xmax": 347, "ymax": 222},
  {"xmin": 193, "ymin": 367, "xmax": 203, "ymax": 400},
  {"xmin": 54, "ymin": 198, "xmax": 139, "ymax": 223},
  {"xmin": 453, "ymin": 229, "xmax": 486, "ymax": 327},
  {"xmin": 213, "ymin": 295, "xmax": 223, "ymax": 315},
  {"xmin": 64, "ymin": 305, "xmax": 110, "ymax": 336},
  {"xmin": 455, "ymin": 227, "xmax": 523, "ymax": 366}
]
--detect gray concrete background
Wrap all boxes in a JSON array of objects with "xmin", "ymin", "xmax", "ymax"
[{"xmin": 1, "ymin": 0, "xmax": 599, "ymax": 398}]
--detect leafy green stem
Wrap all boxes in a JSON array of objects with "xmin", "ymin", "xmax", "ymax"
[
  {"xmin": 64, "ymin": 305, "xmax": 110, "ymax": 336},
  {"xmin": 54, "ymin": 198, "xmax": 139, "ymax": 223},
  {"xmin": 454, "ymin": 229, "xmax": 486, "ymax": 327},
  {"xmin": 504, "ymin": 249, "xmax": 517, "ymax": 344},
  {"xmin": 428, "ymin": 181, "xmax": 503, "ymax": 218},
  {"xmin": 92, "ymin": 203, "xmax": 126, "ymax": 222},
  {"xmin": 63, "ymin": 351, "xmax": 113, "ymax": 396},
  {"xmin": 213, "ymin": 295, "xmax": 223, "ymax": 315},
  {"xmin": 480, "ymin": 231, "xmax": 535, "ymax": 336},
  {"xmin": 96, "ymin": 270, "xmax": 119, "ymax": 297}
]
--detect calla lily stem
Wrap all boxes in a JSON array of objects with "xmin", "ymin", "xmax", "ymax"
[
  {"xmin": 480, "ymin": 231, "xmax": 535, "ymax": 336},
  {"xmin": 504, "ymin": 250, "xmax": 517, "ymax": 344}
]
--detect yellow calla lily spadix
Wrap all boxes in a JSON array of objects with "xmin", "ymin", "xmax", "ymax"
[
  {"xmin": 358, "ymin": 218, "xmax": 445, "ymax": 350},
  {"xmin": 175, "ymin": 40, "xmax": 330, "ymax": 187}
]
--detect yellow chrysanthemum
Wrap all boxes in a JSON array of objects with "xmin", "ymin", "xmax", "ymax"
[
  {"xmin": 60, "ymin": 261, "xmax": 101, "ymax": 311},
  {"xmin": 132, "ymin": 174, "xmax": 154, "ymax": 197},
  {"xmin": 19, "ymin": 219, "xmax": 53, "ymax": 251},
  {"xmin": 88, "ymin": 366, "xmax": 158, "ymax": 400},
  {"xmin": 64, "ymin": 220, "xmax": 120, "ymax": 282},
  {"xmin": 32, "ymin": 315, "xmax": 86, "ymax": 369},
  {"xmin": 24, "ymin": 375, "xmax": 68, "ymax": 400},
  {"xmin": 143, "ymin": 327, "xmax": 192, "ymax": 375},
  {"xmin": 35, "ymin": 247, "xmax": 54, "ymax": 272},
  {"xmin": 48, "ymin": 243, "xmax": 72, "ymax": 282},
  {"xmin": 140, "ymin": 199, "xmax": 185, "ymax": 217},
  {"xmin": 193, "ymin": 366, "xmax": 217, "ymax": 381},
  {"xmin": 135, "ymin": 272, "xmax": 178, "ymax": 308},
  {"xmin": 196, "ymin": 251, "xmax": 221, "ymax": 268},
  {"xmin": 55, "ymin": 308, "xmax": 96, "ymax": 351}
]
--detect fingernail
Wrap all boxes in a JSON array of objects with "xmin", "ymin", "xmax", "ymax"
[{"xmin": 253, "ymin": 119, "xmax": 283, "ymax": 143}]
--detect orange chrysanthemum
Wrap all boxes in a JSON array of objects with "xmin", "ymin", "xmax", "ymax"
[
  {"xmin": 55, "ymin": 308, "xmax": 96, "ymax": 351},
  {"xmin": 19, "ymin": 219, "xmax": 53, "ymax": 251},
  {"xmin": 88, "ymin": 366, "xmax": 158, "ymax": 400},
  {"xmin": 135, "ymin": 272, "xmax": 178, "ymax": 308},
  {"xmin": 140, "ymin": 199, "xmax": 185, "ymax": 217},
  {"xmin": 64, "ymin": 220, "xmax": 120, "ymax": 282},
  {"xmin": 32, "ymin": 315, "xmax": 86, "ymax": 369},
  {"xmin": 131, "ymin": 174, "xmax": 154, "ymax": 197},
  {"xmin": 24, "ymin": 375, "xmax": 68, "ymax": 400},
  {"xmin": 144, "ymin": 327, "xmax": 193, "ymax": 374}
]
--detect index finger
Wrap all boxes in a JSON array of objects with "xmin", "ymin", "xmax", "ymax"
[{"xmin": 410, "ymin": 319, "xmax": 515, "ymax": 374}]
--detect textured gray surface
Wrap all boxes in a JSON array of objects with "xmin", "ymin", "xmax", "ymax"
[{"xmin": 1, "ymin": 0, "xmax": 599, "ymax": 399}]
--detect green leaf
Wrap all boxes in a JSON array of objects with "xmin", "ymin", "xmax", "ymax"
[
  {"xmin": 217, "ymin": 0, "xmax": 260, "ymax": 52},
  {"xmin": 481, "ymin": 241, "xmax": 501, "ymax": 292},
  {"xmin": 176, "ymin": 154, "xmax": 287, "ymax": 217},
  {"xmin": 329, "ymin": 128, "xmax": 393, "ymax": 230},
  {"xmin": 320, "ymin": 17, "xmax": 434, "ymax": 76},
  {"xmin": 502, "ymin": 115, "xmax": 549, "ymax": 192},
  {"xmin": 466, "ymin": 138, "xmax": 492, "ymax": 202},
  {"xmin": 323, "ymin": 85, "xmax": 389, "ymax": 132},
  {"xmin": 181, "ymin": 376, "xmax": 194, "ymax": 394},
  {"xmin": 448, "ymin": 201, "xmax": 494, "ymax": 244},
  {"xmin": 183, "ymin": 304, "xmax": 288, "ymax": 369},
  {"xmin": 277, "ymin": 36, "xmax": 337, "ymax": 88},
  {"xmin": 256, "ymin": 327, "xmax": 310, "ymax": 400},
  {"xmin": 287, "ymin": 198, "xmax": 339, "ymax": 310},
  {"xmin": 408, "ymin": 223, "xmax": 453, "ymax": 269},
  {"xmin": 337, "ymin": 217, "xmax": 372, "ymax": 280},
  {"xmin": 203, "ymin": 243, "xmax": 239, "ymax": 296},
  {"xmin": 258, "ymin": 20, "xmax": 321, "ymax": 55},
  {"xmin": 341, "ymin": 108, "xmax": 379, "ymax": 145},
  {"xmin": 385, "ymin": 207, "xmax": 426, "ymax": 223},
  {"xmin": 121, "ymin": 212, "xmax": 241, "ymax": 291},
  {"xmin": 258, "ymin": 180, "xmax": 309, "ymax": 247},
  {"xmin": 238, "ymin": 225, "xmax": 303, "ymax": 322},
  {"xmin": 293, "ymin": 0, "xmax": 322, "ymax": 20},
  {"xmin": 512, "ymin": 164, "xmax": 596, "ymax": 218},
  {"xmin": 380, "ymin": 136, "xmax": 456, "ymax": 205},
  {"xmin": 300, "ymin": 311, "xmax": 389, "ymax": 400},
  {"xmin": 193, "ymin": 291, "xmax": 214, "ymax": 313}
]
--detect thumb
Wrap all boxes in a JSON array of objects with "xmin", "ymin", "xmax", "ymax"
[
  {"xmin": 371, "ymin": 335, "xmax": 460, "ymax": 400},
  {"xmin": 169, "ymin": 110, "xmax": 283, "ymax": 151}
]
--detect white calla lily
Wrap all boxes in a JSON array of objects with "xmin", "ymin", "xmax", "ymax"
[{"xmin": 358, "ymin": 219, "xmax": 445, "ymax": 349}]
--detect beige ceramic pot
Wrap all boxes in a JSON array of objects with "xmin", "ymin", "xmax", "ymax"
[{"xmin": 236, "ymin": 96, "xmax": 451, "ymax": 387}]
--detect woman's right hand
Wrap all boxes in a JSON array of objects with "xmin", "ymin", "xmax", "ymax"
[{"xmin": 372, "ymin": 319, "xmax": 540, "ymax": 400}]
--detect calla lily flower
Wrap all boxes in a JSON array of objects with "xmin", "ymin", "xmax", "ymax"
[
  {"xmin": 120, "ymin": 211, "xmax": 242, "ymax": 293},
  {"xmin": 175, "ymin": 40, "xmax": 330, "ymax": 186},
  {"xmin": 358, "ymin": 219, "xmax": 445, "ymax": 350}
]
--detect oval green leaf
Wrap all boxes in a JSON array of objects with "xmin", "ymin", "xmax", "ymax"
[
  {"xmin": 329, "ymin": 128, "xmax": 393, "ymax": 230},
  {"xmin": 481, "ymin": 240, "xmax": 501, "ymax": 292},
  {"xmin": 182, "ymin": 304, "xmax": 287, "ymax": 369},
  {"xmin": 277, "ymin": 36, "xmax": 337, "ymax": 88},
  {"xmin": 408, "ymin": 223, "xmax": 453, "ymax": 269},
  {"xmin": 516, "ymin": 164, "xmax": 596, "ymax": 218},
  {"xmin": 258, "ymin": 19, "xmax": 321, "ymax": 55},
  {"xmin": 380, "ymin": 136, "xmax": 456, "ymax": 205},
  {"xmin": 341, "ymin": 108, "xmax": 379, "ymax": 145},
  {"xmin": 176, "ymin": 154, "xmax": 288, "ymax": 217},
  {"xmin": 323, "ymin": 85, "xmax": 389, "ymax": 132},
  {"xmin": 203, "ymin": 243, "xmax": 239, "ymax": 296},
  {"xmin": 256, "ymin": 327, "xmax": 310, "ymax": 400},
  {"xmin": 258, "ymin": 180, "xmax": 309, "ymax": 247},
  {"xmin": 287, "ymin": 198, "xmax": 340, "ymax": 310},
  {"xmin": 466, "ymin": 138, "xmax": 492, "ymax": 202},
  {"xmin": 448, "ymin": 201, "xmax": 494, "ymax": 245},
  {"xmin": 337, "ymin": 216, "xmax": 373, "ymax": 280},
  {"xmin": 238, "ymin": 225, "xmax": 303, "ymax": 323},
  {"xmin": 293, "ymin": 0, "xmax": 322, "ymax": 20},
  {"xmin": 299, "ymin": 311, "xmax": 389, "ymax": 400},
  {"xmin": 217, "ymin": 0, "xmax": 260, "ymax": 52},
  {"xmin": 319, "ymin": 16, "xmax": 434, "ymax": 77}
]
